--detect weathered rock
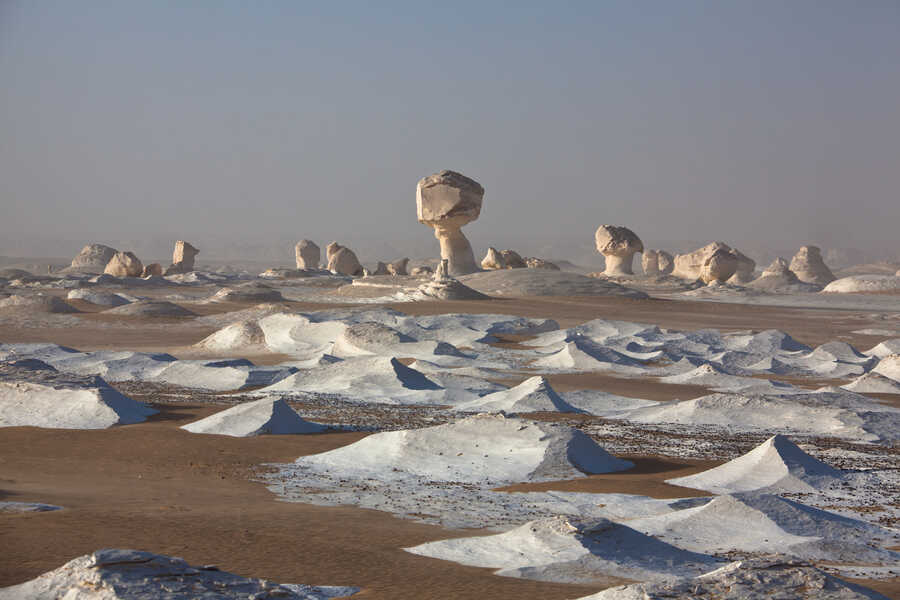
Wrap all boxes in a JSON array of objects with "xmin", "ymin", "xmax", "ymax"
[
  {"xmin": 103, "ymin": 252, "xmax": 143, "ymax": 278},
  {"xmin": 415, "ymin": 259, "xmax": 491, "ymax": 300},
  {"xmin": 68, "ymin": 243, "xmax": 118, "ymax": 272},
  {"xmin": 500, "ymin": 249, "xmax": 527, "ymax": 269},
  {"xmin": 595, "ymin": 225, "xmax": 644, "ymax": 276},
  {"xmin": 295, "ymin": 239, "xmax": 320, "ymax": 269},
  {"xmin": 140, "ymin": 263, "xmax": 163, "ymax": 278},
  {"xmin": 164, "ymin": 241, "xmax": 198, "ymax": 275},
  {"xmin": 481, "ymin": 247, "xmax": 506, "ymax": 270},
  {"xmin": 728, "ymin": 249, "xmax": 757, "ymax": 284},
  {"xmin": 387, "ymin": 258, "xmax": 409, "ymax": 276},
  {"xmin": 327, "ymin": 245, "xmax": 363, "ymax": 276},
  {"xmin": 790, "ymin": 245, "xmax": 836, "ymax": 285},
  {"xmin": 411, "ymin": 266, "xmax": 434, "ymax": 276},
  {"xmin": 325, "ymin": 241, "xmax": 341, "ymax": 262},
  {"xmin": 372, "ymin": 262, "xmax": 390, "ymax": 276},
  {"xmin": 673, "ymin": 242, "xmax": 751, "ymax": 282},
  {"xmin": 699, "ymin": 247, "xmax": 739, "ymax": 284},
  {"xmin": 525, "ymin": 257, "xmax": 560, "ymax": 270},
  {"xmin": 416, "ymin": 170, "xmax": 484, "ymax": 276}
]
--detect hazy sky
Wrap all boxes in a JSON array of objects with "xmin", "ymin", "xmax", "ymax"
[{"xmin": 2, "ymin": 1, "xmax": 899, "ymax": 260}]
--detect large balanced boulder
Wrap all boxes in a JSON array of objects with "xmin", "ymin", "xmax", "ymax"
[
  {"xmin": 326, "ymin": 243, "xmax": 363, "ymax": 276},
  {"xmin": 789, "ymin": 245, "xmax": 835, "ymax": 285},
  {"xmin": 69, "ymin": 243, "xmax": 117, "ymax": 273},
  {"xmin": 103, "ymin": 251, "xmax": 143, "ymax": 278},
  {"xmin": 595, "ymin": 225, "xmax": 643, "ymax": 276},
  {"xmin": 295, "ymin": 239, "xmax": 320, "ymax": 269},
  {"xmin": 416, "ymin": 170, "xmax": 484, "ymax": 276}
]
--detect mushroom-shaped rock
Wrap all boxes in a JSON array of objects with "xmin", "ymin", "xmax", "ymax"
[
  {"xmin": 387, "ymin": 257, "xmax": 409, "ymax": 276},
  {"xmin": 295, "ymin": 239, "xmax": 320, "ymax": 269},
  {"xmin": 481, "ymin": 247, "xmax": 506, "ymax": 270},
  {"xmin": 500, "ymin": 249, "xmax": 527, "ymax": 269},
  {"xmin": 140, "ymin": 263, "xmax": 163, "ymax": 278},
  {"xmin": 69, "ymin": 243, "xmax": 118, "ymax": 272},
  {"xmin": 327, "ymin": 244, "xmax": 363, "ymax": 276},
  {"xmin": 789, "ymin": 245, "xmax": 835, "ymax": 285},
  {"xmin": 699, "ymin": 247, "xmax": 739, "ymax": 283},
  {"xmin": 104, "ymin": 251, "xmax": 143, "ymax": 278},
  {"xmin": 416, "ymin": 170, "xmax": 484, "ymax": 276},
  {"xmin": 594, "ymin": 225, "xmax": 644, "ymax": 276},
  {"xmin": 525, "ymin": 257, "xmax": 560, "ymax": 270}
]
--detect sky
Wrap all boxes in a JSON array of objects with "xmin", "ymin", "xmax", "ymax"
[{"xmin": 2, "ymin": 1, "xmax": 899, "ymax": 264}]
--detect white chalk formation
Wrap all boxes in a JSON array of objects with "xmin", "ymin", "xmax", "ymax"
[
  {"xmin": 67, "ymin": 243, "xmax": 118, "ymax": 273},
  {"xmin": 103, "ymin": 251, "xmax": 143, "ymax": 278},
  {"xmin": 295, "ymin": 239, "xmax": 320, "ymax": 269},
  {"xmin": 416, "ymin": 170, "xmax": 484, "ymax": 276},
  {"xmin": 642, "ymin": 249, "xmax": 674, "ymax": 276},
  {"xmin": 181, "ymin": 397, "xmax": 326, "ymax": 437},
  {"xmin": 326, "ymin": 242, "xmax": 363, "ymax": 276},
  {"xmin": 414, "ymin": 259, "xmax": 491, "ymax": 301},
  {"xmin": 481, "ymin": 247, "xmax": 506, "ymax": 270},
  {"xmin": 595, "ymin": 225, "xmax": 644, "ymax": 276},
  {"xmin": 387, "ymin": 257, "xmax": 409, "ymax": 276},
  {"xmin": 790, "ymin": 245, "xmax": 836, "ymax": 285},
  {"xmin": 500, "ymin": 249, "xmax": 527, "ymax": 268},
  {"xmin": 673, "ymin": 242, "xmax": 753, "ymax": 283},
  {"xmin": 165, "ymin": 240, "xmax": 199, "ymax": 275}
]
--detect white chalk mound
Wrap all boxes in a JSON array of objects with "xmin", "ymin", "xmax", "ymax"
[
  {"xmin": 790, "ymin": 245, "xmax": 836, "ymax": 285},
  {"xmin": 842, "ymin": 372, "xmax": 900, "ymax": 393},
  {"xmin": 181, "ymin": 398, "xmax": 325, "ymax": 437},
  {"xmin": 872, "ymin": 354, "xmax": 900, "ymax": 381},
  {"xmin": 453, "ymin": 376, "xmax": 582, "ymax": 414},
  {"xmin": 406, "ymin": 515, "xmax": 717, "ymax": 584},
  {"xmin": 581, "ymin": 558, "xmax": 889, "ymax": 600},
  {"xmin": 0, "ymin": 361, "xmax": 156, "ymax": 429},
  {"xmin": 67, "ymin": 289, "xmax": 133, "ymax": 307},
  {"xmin": 0, "ymin": 548, "xmax": 359, "ymax": 600},
  {"xmin": 865, "ymin": 339, "xmax": 900, "ymax": 359},
  {"xmin": 667, "ymin": 434, "xmax": 842, "ymax": 493},
  {"xmin": 297, "ymin": 413, "xmax": 633, "ymax": 484},
  {"xmin": 0, "ymin": 294, "xmax": 78, "ymax": 314},
  {"xmin": 823, "ymin": 275, "xmax": 900, "ymax": 293},
  {"xmin": 460, "ymin": 269, "xmax": 648, "ymax": 298},
  {"xmin": 103, "ymin": 300, "xmax": 194, "ymax": 317}
]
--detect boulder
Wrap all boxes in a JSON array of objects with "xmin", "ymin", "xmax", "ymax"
[
  {"xmin": 325, "ymin": 241, "xmax": 341, "ymax": 262},
  {"xmin": 481, "ymin": 247, "xmax": 506, "ymax": 270},
  {"xmin": 594, "ymin": 225, "xmax": 643, "ymax": 276},
  {"xmin": 641, "ymin": 249, "xmax": 675, "ymax": 276},
  {"xmin": 140, "ymin": 263, "xmax": 163, "ymax": 278},
  {"xmin": 387, "ymin": 257, "xmax": 409, "ymax": 276},
  {"xmin": 103, "ymin": 252, "xmax": 143, "ymax": 278},
  {"xmin": 727, "ymin": 249, "xmax": 757, "ymax": 284},
  {"xmin": 673, "ymin": 242, "xmax": 748, "ymax": 282},
  {"xmin": 416, "ymin": 170, "xmax": 484, "ymax": 276},
  {"xmin": 699, "ymin": 247, "xmax": 739, "ymax": 284},
  {"xmin": 295, "ymin": 239, "xmax": 320, "ymax": 269},
  {"xmin": 500, "ymin": 249, "xmax": 527, "ymax": 268},
  {"xmin": 165, "ymin": 241, "xmax": 198, "ymax": 275},
  {"xmin": 327, "ymin": 244, "xmax": 363, "ymax": 276},
  {"xmin": 525, "ymin": 257, "xmax": 560, "ymax": 270},
  {"xmin": 69, "ymin": 243, "xmax": 117, "ymax": 272},
  {"xmin": 789, "ymin": 245, "xmax": 836, "ymax": 285}
]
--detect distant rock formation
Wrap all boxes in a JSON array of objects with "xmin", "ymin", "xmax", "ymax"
[
  {"xmin": 789, "ymin": 245, "xmax": 836, "ymax": 285},
  {"xmin": 411, "ymin": 266, "xmax": 434, "ymax": 276},
  {"xmin": 524, "ymin": 257, "xmax": 560, "ymax": 270},
  {"xmin": 140, "ymin": 263, "xmax": 163, "ymax": 277},
  {"xmin": 673, "ymin": 242, "xmax": 752, "ymax": 283},
  {"xmin": 699, "ymin": 247, "xmax": 739, "ymax": 284},
  {"xmin": 69, "ymin": 243, "xmax": 117, "ymax": 273},
  {"xmin": 372, "ymin": 261, "xmax": 390, "ymax": 276},
  {"xmin": 727, "ymin": 249, "xmax": 756, "ymax": 284},
  {"xmin": 387, "ymin": 258, "xmax": 409, "ymax": 276},
  {"xmin": 500, "ymin": 249, "xmax": 527, "ymax": 268},
  {"xmin": 642, "ymin": 249, "xmax": 674, "ymax": 276},
  {"xmin": 104, "ymin": 251, "xmax": 143, "ymax": 278},
  {"xmin": 295, "ymin": 239, "xmax": 320, "ymax": 269},
  {"xmin": 595, "ymin": 225, "xmax": 644, "ymax": 276},
  {"xmin": 416, "ymin": 170, "xmax": 484, "ymax": 276},
  {"xmin": 326, "ymin": 243, "xmax": 363, "ymax": 276},
  {"xmin": 481, "ymin": 247, "xmax": 506, "ymax": 270},
  {"xmin": 164, "ymin": 241, "xmax": 199, "ymax": 275}
]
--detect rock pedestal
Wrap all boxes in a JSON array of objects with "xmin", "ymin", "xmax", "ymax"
[
  {"xmin": 416, "ymin": 170, "xmax": 484, "ymax": 277},
  {"xmin": 595, "ymin": 225, "xmax": 644, "ymax": 276}
]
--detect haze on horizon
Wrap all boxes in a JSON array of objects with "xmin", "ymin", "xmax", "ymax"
[{"xmin": 2, "ymin": 1, "xmax": 899, "ymax": 266}]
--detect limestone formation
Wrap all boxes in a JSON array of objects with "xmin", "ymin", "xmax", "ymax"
[
  {"xmin": 69, "ymin": 243, "xmax": 117, "ymax": 272},
  {"xmin": 415, "ymin": 259, "xmax": 490, "ymax": 300},
  {"xmin": 748, "ymin": 258, "xmax": 822, "ymax": 292},
  {"xmin": 295, "ymin": 240, "xmax": 320, "ymax": 269},
  {"xmin": 728, "ymin": 249, "xmax": 757, "ymax": 284},
  {"xmin": 481, "ymin": 247, "xmax": 506, "ymax": 270},
  {"xmin": 411, "ymin": 266, "xmax": 434, "ymax": 276},
  {"xmin": 141, "ymin": 263, "xmax": 163, "ymax": 278},
  {"xmin": 103, "ymin": 251, "xmax": 143, "ymax": 278},
  {"xmin": 673, "ymin": 242, "xmax": 751, "ymax": 282},
  {"xmin": 524, "ymin": 257, "xmax": 560, "ymax": 270},
  {"xmin": 164, "ymin": 241, "xmax": 199, "ymax": 275},
  {"xmin": 387, "ymin": 258, "xmax": 409, "ymax": 276},
  {"xmin": 698, "ymin": 247, "xmax": 739, "ymax": 284},
  {"xmin": 500, "ymin": 249, "xmax": 527, "ymax": 269},
  {"xmin": 594, "ymin": 225, "xmax": 644, "ymax": 276},
  {"xmin": 327, "ymin": 244, "xmax": 363, "ymax": 277},
  {"xmin": 789, "ymin": 245, "xmax": 836, "ymax": 285},
  {"xmin": 372, "ymin": 261, "xmax": 390, "ymax": 276},
  {"xmin": 416, "ymin": 170, "xmax": 484, "ymax": 276}
]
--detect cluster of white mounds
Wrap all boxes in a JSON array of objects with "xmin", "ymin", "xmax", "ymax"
[
  {"xmin": 195, "ymin": 319, "xmax": 268, "ymax": 353},
  {"xmin": 296, "ymin": 413, "xmax": 633, "ymax": 484},
  {"xmin": 625, "ymin": 493, "xmax": 899, "ymax": 563},
  {"xmin": 0, "ymin": 360, "xmax": 156, "ymax": 429},
  {"xmin": 66, "ymin": 289, "xmax": 134, "ymax": 307},
  {"xmin": 452, "ymin": 376, "xmax": 582, "ymax": 413},
  {"xmin": 0, "ymin": 294, "xmax": 78, "ymax": 313},
  {"xmin": 667, "ymin": 435, "xmax": 843, "ymax": 494},
  {"xmin": 657, "ymin": 363, "xmax": 791, "ymax": 393},
  {"xmin": 181, "ymin": 398, "xmax": 325, "ymax": 437},
  {"xmin": 748, "ymin": 258, "xmax": 822, "ymax": 293},
  {"xmin": 581, "ymin": 558, "xmax": 889, "ymax": 600},
  {"xmin": 531, "ymin": 338, "xmax": 644, "ymax": 373},
  {"xmin": 459, "ymin": 269, "xmax": 649, "ymax": 298},
  {"xmin": 405, "ymin": 515, "xmax": 718, "ymax": 584},
  {"xmin": 865, "ymin": 339, "xmax": 900, "ymax": 359},
  {"xmin": 823, "ymin": 275, "xmax": 900, "ymax": 293},
  {"xmin": 624, "ymin": 390, "xmax": 899, "ymax": 443},
  {"xmin": 207, "ymin": 283, "xmax": 285, "ymax": 303},
  {"xmin": 0, "ymin": 548, "xmax": 359, "ymax": 600},
  {"xmin": 103, "ymin": 300, "xmax": 195, "ymax": 317}
]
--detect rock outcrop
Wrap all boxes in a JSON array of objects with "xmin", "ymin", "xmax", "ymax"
[
  {"xmin": 525, "ymin": 257, "xmax": 560, "ymax": 270},
  {"xmin": 387, "ymin": 258, "xmax": 409, "ymax": 276},
  {"xmin": 416, "ymin": 170, "xmax": 484, "ymax": 276},
  {"xmin": 414, "ymin": 259, "xmax": 491, "ymax": 300},
  {"xmin": 747, "ymin": 258, "xmax": 822, "ymax": 292},
  {"xmin": 164, "ymin": 241, "xmax": 199, "ymax": 275},
  {"xmin": 673, "ymin": 242, "xmax": 751, "ymax": 283},
  {"xmin": 140, "ymin": 263, "xmax": 163, "ymax": 278},
  {"xmin": 727, "ymin": 249, "xmax": 756, "ymax": 284},
  {"xmin": 295, "ymin": 239, "xmax": 320, "ymax": 269},
  {"xmin": 500, "ymin": 249, "xmax": 527, "ymax": 268},
  {"xmin": 411, "ymin": 266, "xmax": 434, "ymax": 276},
  {"xmin": 69, "ymin": 243, "xmax": 117, "ymax": 272},
  {"xmin": 595, "ymin": 225, "xmax": 644, "ymax": 276},
  {"xmin": 103, "ymin": 251, "xmax": 143, "ymax": 278},
  {"xmin": 641, "ymin": 249, "xmax": 674, "ymax": 276},
  {"xmin": 326, "ymin": 243, "xmax": 363, "ymax": 276},
  {"xmin": 371, "ymin": 261, "xmax": 390, "ymax": 276},
  {"xmin": 481, "ymin": 247, "xmax": 506, "ymax": 270},
  {"xmin": 699, "ymin": 247, "xmax": 739, "ymax": 284},
  {"xmin": 789, "ymin": 245, "xmax": 836, "ymax": 285}
]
